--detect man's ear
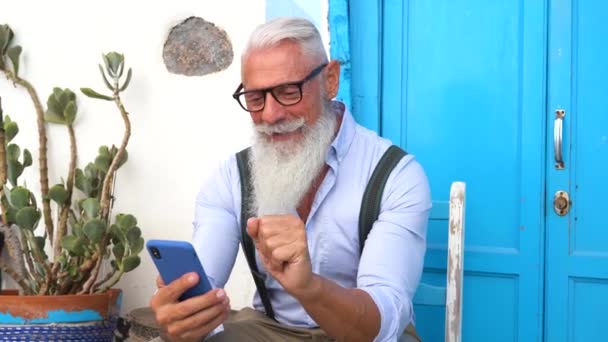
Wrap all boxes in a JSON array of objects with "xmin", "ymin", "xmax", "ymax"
[{"xmin": 324, "ymin": 59, "xmax": 341, "ymax": 99}]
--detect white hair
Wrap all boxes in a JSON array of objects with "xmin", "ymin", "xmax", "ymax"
[{"xmin": 242, "ymin": 17, "xmax": 328, "ymax": 65}]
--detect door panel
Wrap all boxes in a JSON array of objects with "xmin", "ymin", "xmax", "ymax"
[
  {"xmin": 545, "ymin": 1, "xmax": 608, "ymax": 341},
  {"xmin": 363, "ymin": 0, "xmax": 547, "ymax": 340}
]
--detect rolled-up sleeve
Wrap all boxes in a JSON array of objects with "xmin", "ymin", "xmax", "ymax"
[
  {"xmin": 357, "ymin": 156, "xmax": 431, "ymax": 342},
  {"xmin": 191, "ymin": 156, "xmax": 242, "ymax": 289}
]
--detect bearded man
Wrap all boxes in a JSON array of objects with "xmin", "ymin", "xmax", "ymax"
[{"xmin": 150, "ymin": 16, "xmax": 431, "ymax": 342}]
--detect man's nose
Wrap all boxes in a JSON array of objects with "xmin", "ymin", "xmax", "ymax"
[{"xmin": 260, "ymin": 92, "xmax": 286, "ymax": 124}]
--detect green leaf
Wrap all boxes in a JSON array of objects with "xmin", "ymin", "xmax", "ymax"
[
  {"xmin": 110, "ymin": 224, "xmax": 125, "ymax": 244},
  {"xmin": 34, "ymin": 236, "xmax": 45, "ymax": 250},
  {"xmin": 119, "ymin": 68, "xmax": 132, "ymax": 92},
  {"xmin": 94, "ymin": 154, "xmax": 111, "ymax": 173},
  {"xmin": 126, "ymin": 226, "xmax": 141, "ymax": 247},
  {"xmin": 61, "ymin": 235, "xmax": 85, "ymax": 256},
  {"xmin": 6, "ymin": 45, "xmax": 22, "ymax": 75},
  {"xmin": 64, "ymin": 101, "xmax": 77, "ymax": 125},
  {"xmin": 44, "ymin": 110, "xmax": 65, "ymax": 124},
  {"xmin": 111, "ymin": 259, "xmax": 119, "ymax": 270},
  {"xmin": 98, "ymin": 64, "xmax": 114, "ymax": 91},
  {"xmin": 116, "ymin": 214, "xmax": 137, "ymax": 230},
  {"xmin": 80, "ymin": 88, "xmax": 113, "ymax": 101},
  {"xmin": 15, "ymin": 206, "xmax": 41, "ymax": 230},
  {"xmin": 99, "ymin": 146, "xmax": 110, "ymax": 158},
  {"xmin": 104, "ymin": 52, "xmax": 124, "ymax": 77},
  {"xmin": 131, "ymin": 237, "xmax": 144, "ymax": 255},
  {"xmin": 7, "ymin": 160, "xmax": 23, "ymax": 187},
  {"xmin": 9, "ymin": 186, "xmax": 30, "ymax": 209},
  {"xmin": 0, "ymin": 24, "xmax": 14, "ymax": 55},
  {"xmin": 81, "ymin": 198, "xmax": 100, "ymax": 219},
  {"xmin": 48, "ymin": 184, "xmax": 68, "ymax": 204},
  {"xmin": 122, "ymin": 255, "xmax": 140, "ymax": 272},
  {"xmin": 112, "ymin": 243, "xmax": 125, "ymax": 262},
  {"xmin": 22, "ymin": 149, "xmax": 32, "ymax": 167},
  {"xmin": 83, "ymin": 218, "xmax": 105, "ymax": 243},
  {"xmin": 72, "ymin": 222, "xmax": 84, "ymax": 237},
  {"xmin": 4, "ymin": 121, "xmax": 18, "ymax": 142},
  {"xmin": 6, "ymin": 144, "xmax": 20, "ymax": 160}
]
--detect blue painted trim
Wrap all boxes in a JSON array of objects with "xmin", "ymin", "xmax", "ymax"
[
  {"xmin": 344, "ymin": 0, "xmax": 382, "ymax": 132},
  {"xmin": 328, "ymin": 0, "xmax": 352, "ymax": 111},
  {"xmin": 0, "ymin": 310, "xmax": 103, "ymax": 324}
]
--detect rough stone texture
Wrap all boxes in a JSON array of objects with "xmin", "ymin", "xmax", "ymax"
[
  {"xmin": 126, "ymin": 306, "xmax": 160, "ymax": 341},
  {"xmin": 163, "ymin": 17, "xmax": 233, "ymax": 76}
]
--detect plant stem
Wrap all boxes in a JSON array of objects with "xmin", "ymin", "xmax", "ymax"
[
  {"xmin": 0, "ymin": 97, "xmax": 8, "ymax": 225},
  {"xmin": 0, "ymin": 260, "xmax": 32, "ymax": 295},
  {"xmin": 96, "ymin": 269, "xmax": 124, "ymax": 293},
  {"xmin": 3, "ymin": 70, "xmax": 54, "ymax": 245},
  {"xmin": 0, "ymin": 224, "xmax": 30, "ymax": 289},
  {"xmin": 54, "ymin": 124, "xmax": 77, "ymax": 261},
  {"xmin": 84, "ymin": 93, "xmax": 131, "ymax": 294}
]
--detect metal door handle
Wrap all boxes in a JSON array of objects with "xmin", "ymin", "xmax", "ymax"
[{"xmin": 554, "ymin": 109, "xmax": 565, "ymax": 169}]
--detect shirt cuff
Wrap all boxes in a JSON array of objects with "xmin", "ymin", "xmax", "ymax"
[{"xmin": 360, "ymin": 285, "xmax": 412, "ymax": 342}]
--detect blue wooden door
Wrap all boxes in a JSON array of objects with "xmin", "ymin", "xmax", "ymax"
[
  {"xmin": 346, "ymin": 1, "xmax": 546, "ymax": 341},
  {"xmin": 545, "ymin": 1, "xmax": 608, "ymax": 341}
]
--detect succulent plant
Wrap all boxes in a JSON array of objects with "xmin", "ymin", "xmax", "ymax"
[{"xmin": 0, "ymin": 24, "xmax": 142, "ymax": 295}]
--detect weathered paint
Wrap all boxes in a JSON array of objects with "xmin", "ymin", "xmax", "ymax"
[
  {"xmin": 0, "ymin": 309, "xmax": 103, "ymax": 324},
  {"xmin": 445, "ymin": 182, "xmax": 465, "ymax": 342},
  {"xmin": 328, "ymin": 0, "xmax": 351, "ymax": 110}
]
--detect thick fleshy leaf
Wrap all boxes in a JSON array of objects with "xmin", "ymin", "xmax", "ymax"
[
  {"xmin": 83, "ymin": 218, "xmax": 105, "ymax": 243},
  {"xmin": 99, "ymin": 146, "xmax": 110, "ymax": 158},
  {"xmin": 126, "ymin": 226, "xmax": 141, "ymax": 247},
  {"xmin": 6, "ymin": 143, "xmax": 20, "ymax": 160},
  {"xmin": 94, "ymin": 154, "xmax": 111, "ymax": 173},
  {"xmin": 48, "ymin": 184, "xmax": 68, "ymax": 204},
  {"xmin": 46, "ymin": 92, "xmax": 62, "ymax": 116},
  {"xmin": 4, "ymin": 121, "xmax": 18, "ymax": 142},
  {"xmin": 112, "ymin": 243, "xmax": 125, "ymax": 262},
  {"xmin": 22, "ymin": 149, "xmax": 32, "ymax": 167},
  {"xmin": 0, "ymin": 24, "xmax": 14, "ymax": 55},
  {"xmin": 7, "ymin": 160, "xmax": 23, "ymax": 187},
  {"xmin": 6, "ymin": 45, "xmax": 22, "ymax": 75},
  {"xmin": 122, "ymin": 255, "xmax": 140, "ymax": 272},
  {"xmin": 131, "ymin": 237, "xmax": 144, "ymax": 255},
  {"xmin": 44, "ymin": 110, "xmax": 65, "ymax": 124},
  {"xmin": 104, "ymin": 52, "xmax": 124, "ymax": 77},
  {"xmin": 9, "ymin": 186, "xmax": 30, "ymax": 209},
  {"xmin": 119, "ymin": 68, "xmax": 132, "ymax": 92},
  {"xmin": 15, "ymin": 206, "xmax": 41, "ymax": 230},
  {"xmin": 61, "ymin": 235, "xmax": 85, "ymax": 256},
  {"xmin": 34, "ymin": 236, "xmax": 45, "ymax": 250},
  {"xmin": 64, "ymin": 101, "xmax": 77, "ymax": 125},
  {"xmin": 98, "ymin": 64, "xmax": 114, "ymax": 91},
  {"xmin": 81, "ymin": 198, "xmax": 100, "ymax": 219},
  {"xmin": 80, "ymin": 88, "xmax": 113, "ymax": 101},
  {"xmin": 110, "ymin": 224, "xmax": 125, "ymax": 244},
  {"xmin": 116, "ymin": 214, "xmax": 137, "ymax": 230}
]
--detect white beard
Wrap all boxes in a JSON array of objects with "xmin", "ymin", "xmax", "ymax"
[{"xmin": 249, "ymin": 104, "xmax": 337, "ymax": 217}]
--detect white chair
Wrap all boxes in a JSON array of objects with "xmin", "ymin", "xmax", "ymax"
[{"xmin": 412, "ymin": 181, "xmax": 466, "ymax": 342}]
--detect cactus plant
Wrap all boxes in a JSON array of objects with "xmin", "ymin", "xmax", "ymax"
[{"xmin": 0, "ymin": 24, "xmax": 142, "ymax": 295}]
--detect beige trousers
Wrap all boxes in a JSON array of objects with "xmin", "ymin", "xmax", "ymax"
[{"xmin": 205, "ymin": 307, "xmax": 421, "ymax": 342}]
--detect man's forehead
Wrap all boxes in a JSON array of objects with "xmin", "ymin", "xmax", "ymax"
[{"xmin": 242, "ymin": 43, "xmax": 314, "ymax": 88}]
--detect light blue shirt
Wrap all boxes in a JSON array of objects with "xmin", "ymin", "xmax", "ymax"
[{"xmin": 192, "ymin": 103, "xmax": 431, "ymax": 341}]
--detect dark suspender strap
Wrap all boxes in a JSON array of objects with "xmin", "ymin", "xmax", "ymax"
[
  {"xmin": 358, "ymin": 145, "xmax": 407, "ymax": 254},
  {"xmin": 236, "ymin": 147, "xmax": 276, "ymax": 321}
]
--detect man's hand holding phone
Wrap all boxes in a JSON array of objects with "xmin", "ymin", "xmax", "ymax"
[{"xmin": 150, "ymin": 272, "xmax": 230, "ymax": 341}]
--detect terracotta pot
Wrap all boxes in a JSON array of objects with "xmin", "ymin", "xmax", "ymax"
[{"xmin": 0, "ymin": 288, "xmax": 122, "ymax": 341}]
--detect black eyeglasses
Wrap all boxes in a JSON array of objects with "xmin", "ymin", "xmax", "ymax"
[{"xmin": 232, "ymin": 63, "xmax": 328, "ymax": 112}]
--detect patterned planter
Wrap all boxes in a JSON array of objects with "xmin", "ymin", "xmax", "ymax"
[{"xmin": 0, "ymin": 288, "xmax": 122, "ymax": 341}]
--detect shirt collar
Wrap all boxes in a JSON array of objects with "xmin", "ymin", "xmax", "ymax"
[{"xmin": 328, "ymin": 101, "xmax": 356, "ymax": 165}]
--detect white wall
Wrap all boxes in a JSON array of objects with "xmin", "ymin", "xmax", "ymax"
[{"xmin": 0, "ymin": 0, "xmax": 328, "ymax": 315}]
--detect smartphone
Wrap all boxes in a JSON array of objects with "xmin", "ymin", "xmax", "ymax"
[{"xmin": 146, "ymin": 239, "xmax": 213, "ymax": 301}]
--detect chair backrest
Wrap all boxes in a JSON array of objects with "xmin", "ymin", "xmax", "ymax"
[{"xmin": 412, "ymin": 181, "xmax": 466, "ymax": 342}]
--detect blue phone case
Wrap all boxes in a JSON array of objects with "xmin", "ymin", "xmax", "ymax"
[{"xmin": 146, "ymin": 239, "xmax": 212, "ymax": 301}]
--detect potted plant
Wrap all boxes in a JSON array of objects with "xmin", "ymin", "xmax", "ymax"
[{"xmin": 0, "ymin": 24, "xmax": 143, "ymax": 340}]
